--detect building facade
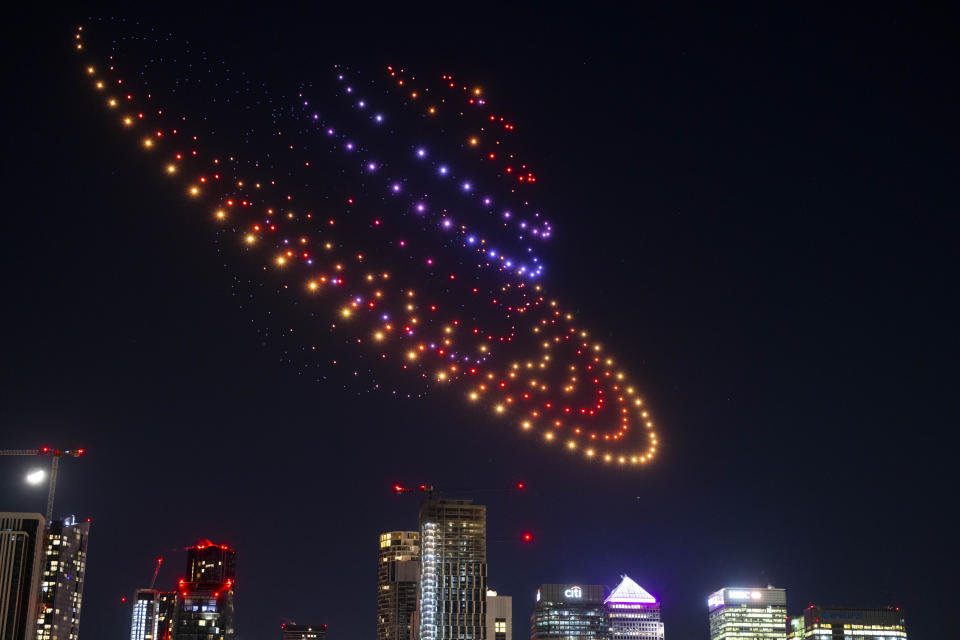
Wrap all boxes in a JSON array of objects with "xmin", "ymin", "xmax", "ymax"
[
  {"xmin": 0, "ymin": 512, "xmax": 45, "ymax": 640},
  {"xmin": 130, "ymin": 589, "xmax": 176, "ymax": 640},
  {"xmin": 378, "ymin": 531, "xmax": 420, "ymax": 640},
  {"xmin": 606, "ymin": 576, "xmax": 663, "ymax": 640},
  {"xmin": 280, "ymin": 623, "xmax": 328, "ymax": 640},
  {"xmin": 485, "ymin": 590, "xmax": 512, "ymax": 640},
  {"xmin": 35, "ymin": 516, "xmax": 90, "ymax": 640},
  {"xmin": 708, "ymin": 587, "xmax": 787, "ymax": 640},
  {"xmin": 172, "ymin": 540, "xmax": 236, "ymax": 640},
  {"xmin": 788, "ymin": 606, "xmax": 907, "ymax": 640},
  {"xmin": 530, "ymin": 584, "xmax": 609, "ymax": 640},
  {"xmin": 418, "ymin": 499, "xmax": 487, "ymax": 640}
]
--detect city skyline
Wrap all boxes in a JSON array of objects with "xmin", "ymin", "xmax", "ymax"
[{"xmin": 2, "ymin": 3, "xmax": 954, "ymax": 639}]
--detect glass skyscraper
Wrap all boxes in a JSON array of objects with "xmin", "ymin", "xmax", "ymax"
[
  {"xmin": 35, "ymin": 516, "xmax": 90, "ymax": 640},
  {"xmin": 0, "ymin": 512, "xmax": 45, "ymax": 640},
  {"xmin": 606, "ymin": 576, "xmax": 663, "ymax": 640},
  {"xmin": 788, "ymin": 606, "xmax": 907, "ymax": 640},
  {"xmin": 530, "ymin": 584, "xmax": 610, "ymax": 640},
  {"xmin": 708, "ymin": 587, "xmax": 787, "ymax": 640},
  {"xmin": 378, "ymin": 531, "xmax": 420, "ymax": 640},
  {"xmin": 130, "ymin": 588, "xmax": 176, "ymax": 640},
  {"xmin": 418, "ymin": 499, "xmax": 487, "ymax": 640},
  {"xmin": 172, "ymin": 540, "xmax": 237, "ymax": 640}
]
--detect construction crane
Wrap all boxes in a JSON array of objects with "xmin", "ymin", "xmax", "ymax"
[
  {"xmin": 0, "ymin": 447, "xmax": 85, "ymax": 521},
  {"xmin": 392, "ymin": 482, "xmax": 534, "ymax": 543},
  {"xmin": 149, "ymin": 557, "xmax": 164, "ymax": 590}
]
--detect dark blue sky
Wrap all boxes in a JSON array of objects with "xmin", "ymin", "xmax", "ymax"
[{"xmin": 1, "ymin": 5, "xmax": 955, "ymax": 639}]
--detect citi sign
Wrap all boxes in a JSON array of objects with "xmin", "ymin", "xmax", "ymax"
[{"xmin": 564, "ymin": 586, "xmax": 583, "ymax": 599}]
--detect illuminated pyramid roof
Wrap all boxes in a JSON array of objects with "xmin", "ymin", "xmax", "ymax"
[{"xmin": 605, "ymin": 575, "xmax": 658, "ymax": 604}]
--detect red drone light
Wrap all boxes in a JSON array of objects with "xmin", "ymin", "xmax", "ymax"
[{"xmin": 521, "ymin": 532, "xmax": 533, "ymax": 543}]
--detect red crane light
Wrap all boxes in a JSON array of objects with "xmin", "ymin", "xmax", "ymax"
[
  {"xmin": 521, "ymin": 532, "xmax": 533, "ymax": 543},
  {"xmin": 516, "ymin": 482, "xmax": 525, "ymax": 490}
]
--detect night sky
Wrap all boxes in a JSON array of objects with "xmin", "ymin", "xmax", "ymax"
[{"xmin": 2, "ymin": 5, "xmax": 955, "ymax": 640}]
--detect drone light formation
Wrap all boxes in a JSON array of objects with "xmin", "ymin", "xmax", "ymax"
[{"xmin": 74, "ymin": 19, "xmax": 659, "ymax": 467}]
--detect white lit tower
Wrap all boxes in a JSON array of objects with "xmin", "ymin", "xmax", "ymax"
[
  {"xmin": 418, "ymin": 499, "xmax": 487, "ymax": 640},
  {"xmin": 605, "ymin": 575, "xmax": 663, "ymax": 640},
  {"xmin": 708, "ymin": 587, "xmax": 787, "ymax": 640}
]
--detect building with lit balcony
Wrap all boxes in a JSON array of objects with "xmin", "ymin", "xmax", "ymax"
[
  {"xmin": 172, "ymin": 540, "xmax": 236, "ymax": 640},
  {"xmin": 605, "ymin": 576, "xmax": 663, "ymax": 640},
  {"xmin": 281, "ymin": 623, "xmax": 328, "ymax": 639},
  {"xmin": 530, "ymin": 584, "xmax": 610, "ymax": 640},
  {"xmin": 130, "ymin": 589, "xmax": 176, "ymax": 640},
  {"xmin": 0, "ymin": 512, "xmax": 45, "ymax": 640},
  {"xmin": 418, "ymin": 498, "xmax": 487, "ymax": 640},
  {"xmin": 486, "ymin": 590, "xmax": 512, "ymax": 640},
  {"xmin": 378, "ymin": 531, "xmax": 420, "ymax": 640},
  {"xmin": 35, "ymin": 516, "xmax": 90, "ymax": 640},
  {"xmin": 788, "ymin": 606, "xmax": 907, "ymax": 640},
  {"xmin": 708, "ymin": 587, "xmax": 787, "ymax": 640}
]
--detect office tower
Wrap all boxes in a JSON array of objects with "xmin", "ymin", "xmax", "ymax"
[
  {"xmin": 378, "ymin": 531, "xmax": 420, "ymax": 640},
  {"xmin": 418, "ymin": 499, "xmax": 487, "ymax": 640},
  {"xmin": 35, "ymin": 516, "xmax": 90, "ymax": 640},
  {"xmin": 605, "ymin": 576, "xmax": 663, "ymax": 640},
  {"xmin": 485, "ymin": 590, "xmax": 512, "ymax": 640},
  {"xmin": 186, "ymin": 541, "xmax": 236, "ymax": 583},
  {"xmin": 788, "ymin": 606, "xmax": 907, "ymax": 640},
  {"xmin": 130, "ymin": 589, "xmax": 176, "ymax": 640},
  {"xmin": 530, "ymin": 585, "xmax": 609, "ymax": 640},
  {"xmin": 708, "ymin": 587, "xmax": 787, "ymax": 640},
  {"xmin": 280, "ymin": 623, "xmax": 328, "ymax": 640},
  {"xmin": 0, "ymin": 512, "xmax": 45, "ymax": 640},
  {"xmin": 172, "ymin": 540, "xmax": 236, "ymax": 640}
]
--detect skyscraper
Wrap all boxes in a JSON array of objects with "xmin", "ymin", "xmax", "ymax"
[
  {"xmin": 788, "ymin": 606, "xmax": 907, "ymax": 640},
  {"xmin": 485, "ymin": 590, "xmax": 512, "ymax": 640},
  {"xmin": 130, "ymin": 589, "xmax": 176, "ymax": 640},
  {"xmin": 708, "ymin": 587, "xmax": 787, "ymax": 640},
  {"xmin": 35, "ymin": 516, "xmax": 90, "ymax": 640},
  {"xmin": 530, "ymin": 584, "xmax": 609, "ymax": 640},
  {"xmin": 280, "ymin": 623, "xmax": 328, "ymax": 640},
  {"xmin": 186, "ymin": 541, "xmax": 236, "ymax": 584},
  {"xmin": 172, "ymin": 540, "xmax": 236, "ymax": 640},
  {"xmin": 378, "ymin": 531, "xmax": 420, "ymax": 640},
  {"xmin": 605, "ymin": 576, "xmax": 663, "ymax": 640},
  {"xmin": 418, "ymin": 498, "xmax": 487, "ymax": 640},
  {"xmin": 0, "ymin": 512, "xmax": 45, "ymax": 640}
]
